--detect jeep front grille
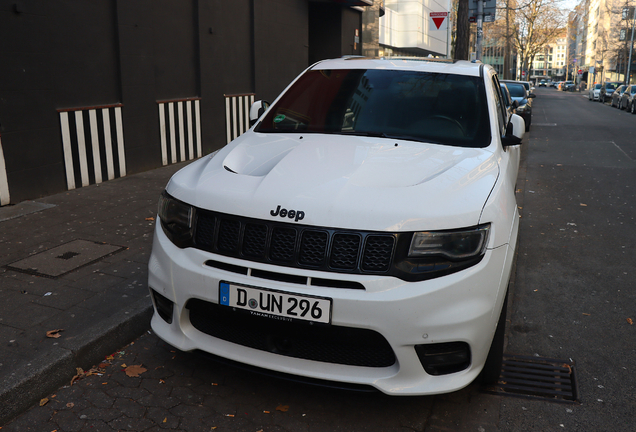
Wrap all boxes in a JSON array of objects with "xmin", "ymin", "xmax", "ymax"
[{"xmin": 193, "ymin": 209, "xmax": 397, "ymax": 276}]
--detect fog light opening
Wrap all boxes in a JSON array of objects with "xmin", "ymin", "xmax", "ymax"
[
  {"xmin": 415, "ymin": 342, "xmax": 471, "ymax": 376},
  {"xmin": 150, "ymin": 288, "xmax": 174, "ymax": 324}
]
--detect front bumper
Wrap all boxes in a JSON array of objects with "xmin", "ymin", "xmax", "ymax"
[{"xmin": 148, "ymin": 223, "xmax": 514, "ymax": 395}]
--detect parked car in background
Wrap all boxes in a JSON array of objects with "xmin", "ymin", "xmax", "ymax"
[
  {"xmin": 500, "ymin": 83, "xmax": 518, "ymax": 118},
  {"xmin": 563, "ymin": 81, "xmax": 575, "ymax": 91},
  {"xmin": 539, "ymin": 80, "xmax": 547, "ymax": 87},
  {"xmin": 550, "ymin": 81, "xmax": 558, "ymax": 88},
  {"xmin": 600, "ymin": 82, "xmax": 621, "ymax": 103},
  {"xmin": 623, "ymin": 85, "xmax": 636, "ymax": 113},
  {"xmin": 618, "ymin": 84, "xmax": 636, "ymax": 110},
  {"xmin": 502, "ymin": 80, "xmax": 535, "ymax": 131},
  {"xmin": 588, "ymin": 83, "xmax": 602, "ymax": 101},
  {"xmin": 149, "ymin": 57, "xmax": 525, "ymax": 396},
  {"xmin": 519, "ymin": 80, "xmax": 535, "ymax": 95},
  {"xmin": 611, "ymin": 85, "xmax": 628, "ymax": 108}
]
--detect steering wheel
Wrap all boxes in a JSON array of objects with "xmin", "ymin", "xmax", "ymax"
[{"xmin": 429, "ymin": 115, "xmax": 465, "ymax": 136}]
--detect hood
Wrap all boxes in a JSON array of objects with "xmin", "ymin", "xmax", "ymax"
[{"xmin": 167, "ymin": 132, "xmax": 500, "ymax": 232}]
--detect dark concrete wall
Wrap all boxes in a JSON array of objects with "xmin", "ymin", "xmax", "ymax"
[{"xmin": 0, "ymin": 0, "xmax": 363, "ymax": 204}]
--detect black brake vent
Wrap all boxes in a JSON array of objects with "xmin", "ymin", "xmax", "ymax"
[{"xmin": 482, "ymin": 354, "xmax": 578, "ymax": 403}]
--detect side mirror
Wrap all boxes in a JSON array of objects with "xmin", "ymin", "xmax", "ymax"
[
  {"xmin": 511, "ymin": 100, "xmax": 520, "ymax": 109},
  {"xmin": 502, "ymin": 113, "xmax": 524, "ymax": 147},
  {"xmin": 249, "ymin": 100, "xmax": 270, "ymax": 127}
]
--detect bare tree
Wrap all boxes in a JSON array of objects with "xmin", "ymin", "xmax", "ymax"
[{"xmin": 512, "ymin": 0, "xmax": 567, "ymax": 78}]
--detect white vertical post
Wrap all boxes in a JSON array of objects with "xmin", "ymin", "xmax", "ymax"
[
  {"xmin": 177, "ymin": 101, "xmax": 185, "ymax": 162},
  {"xmin": 74, "ymin": 110, "xmax": 90, "ymax": 187},
  {"xmin": 244, "ymin": 96, "xmax": 251, "ymax": 132},
  {"xmin": 102, "ymin": 108, "xmax": 115, "ymax": 180},
  {"xmin": 159, "ymin": 103, "xmax": 168, "ymax": 166},
  {"xmin": 0, "ymin": 135, "xmax": 11, "ymax": 206},
  {"xmin": 168, "ymin": 102, "xmax": 177, "ymax": 163},
  {"xmin": 225, "ymin": 97, "xmax": 232, "ymax": 144},
  {"xmin": 88, "ymin": 109, "xmax": 103, "ymax": 184},
  {"xmin": 186, "ymin": 101, "xmax": 194, "ymax": 160},
  {"xmin": 60, "ymin": 112, "xmax": 76, "ymax": 190},
  {"xmin": 114, "ymin": 106, "xmax": 126, "ymax": 177},
  {"xmin": 232, "ymin": 97, "xmax": 238, "ymax": 140},
  {"xmin": 195, "ymin": 100, "xmax": 202, "ymax": 157}
]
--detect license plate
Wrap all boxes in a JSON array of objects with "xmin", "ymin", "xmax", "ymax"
[{"xmin": 219, "ymin": 281, "xmax": 332, "ymax": 324}]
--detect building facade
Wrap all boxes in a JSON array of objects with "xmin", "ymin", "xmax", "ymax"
[
  {"xmin": 377, "ymin": 0, "xmax": 452, "ymax": 57},
  {"xmin": 0, "ymin": 0, "xmax": 371, "ymax": 205}
]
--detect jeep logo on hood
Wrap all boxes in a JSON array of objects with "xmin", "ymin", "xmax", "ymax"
[{"xmin": 270, "ymin": 205, "xmax": 305, "ymax": 222}]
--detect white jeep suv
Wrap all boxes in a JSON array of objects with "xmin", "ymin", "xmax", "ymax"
[{"xmin": 148, "ymin": 57, "xmax": 525, "ymax": 395}]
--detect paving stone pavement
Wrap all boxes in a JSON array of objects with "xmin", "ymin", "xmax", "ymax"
[
  {"xmin": 2, "ymin": 331, "xmax": 501, "ymax": 432},
  {"xmin": 0, "ymin": 161, "xmax": 189, "ymax": 425}
]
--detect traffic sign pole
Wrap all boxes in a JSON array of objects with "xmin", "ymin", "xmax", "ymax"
[{"xmin": 476, "ymin": 0, "xmax": 483, "ymax": 61}]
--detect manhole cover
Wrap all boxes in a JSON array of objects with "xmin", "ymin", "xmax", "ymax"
[
  {"xmin": 6, "ymin": 239, "xmax": 125, "ymax": 278},
  {"xmin": 482, "ymin": 354, "xmax": 578, "ymax": 403}
]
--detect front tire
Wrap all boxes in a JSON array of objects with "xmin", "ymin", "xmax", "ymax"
[{"xmin": 478, "ymin": 290, "xmax": 508, "ymax": 385}]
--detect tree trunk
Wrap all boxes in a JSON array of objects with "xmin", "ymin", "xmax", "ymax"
[{"xmin": 455, "ymin": 0, "xmax": 470, "ymax": 60}]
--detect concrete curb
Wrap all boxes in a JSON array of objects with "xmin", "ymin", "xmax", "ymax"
[{"xmin": 0, "ymin": 298, "xmax": 152, "ymax": 425}]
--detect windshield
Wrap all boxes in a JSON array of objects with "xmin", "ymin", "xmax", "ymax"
[
  {"xmin": 255, "ymin": 69, "xmax": 492, "ymax": 148},
  {"xmin": 606, "ymin": 84, "xmax": 616, "ymax": 90},
  {"xmin": 506, "ymin": 84, "xmax": 526, "ymax": 98},
  {"xmin": 594, "ymin": 84, "xmax": 602, "ymax": 89}
]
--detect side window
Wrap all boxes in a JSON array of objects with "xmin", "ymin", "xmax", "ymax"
[{"xmin": 490, "ymin": 75, "xmax": 506, "ymax": 135}]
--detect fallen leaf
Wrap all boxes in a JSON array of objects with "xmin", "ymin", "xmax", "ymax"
[
  {"xmin": 40, "ymin": 398, "xmax": 49, "ymax": 406},
  {"xmin": 121, "ymin": 363, "xmax": 127, "ymax": 368},
  {"xmin": 582, "ymin": 313, "xmax": 591, "ymax": 316},
  {"xmin": 106, "ymin": 355, "xmax": 114, "ymax": 361},
  {"xmin": 145, "ymin": 217, "xmax": 155, "ymax": 221},
  {"xmin": 124, "ymin": 365, "xmax": 147, "ymax": 377},
  {"xmin": 580, "ymin": 203, "xmax": 587, "ymax": 207},
  {"xmin": 71, "ymin": 368, "xmax": 85, "ymax": 385},
  {"xmin": 628, "ymin": 318, "xmax": 633, "ymax": 325},
  {"xmin": 276, "ymin": 405, "xmax": 289, "ymax": 412},
  {"xmin": 66, "ymin": 403, "xmax": 74, "ymax": 408},
  {"xmin": 46, "ymin": 329, "xmax": 63, "ymax": 339},
  {"xmin": 163, "ymin": 417, "xmax": 167, "ymax": 423}
]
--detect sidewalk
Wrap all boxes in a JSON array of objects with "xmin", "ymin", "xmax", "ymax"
[{"xmin": 0, "ymin": 161, "xmax": 189, "ymax": 425}]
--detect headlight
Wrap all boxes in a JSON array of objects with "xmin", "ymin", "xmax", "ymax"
[
  {"xmin": 158, "ymin": 191, "xmax": 195, "ymax": 247},
  {"xmin": 408, "ymin": 224, "xmax": 490, "ymax": 260}
]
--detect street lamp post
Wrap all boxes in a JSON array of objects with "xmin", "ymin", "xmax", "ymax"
[{"xmin": 626, "ymin": 8, "xmax": 636, "ymax": 84}]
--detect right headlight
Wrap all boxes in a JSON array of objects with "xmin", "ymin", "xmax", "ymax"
[
  {"xmin": 408, "ymin": 224, "xmax": 490, "ymax": 260},
  {"xmin": 157, "ymin": 190, "xmax": 195, "ymax": 247},
  {"xmin": 391, "ymin": 224, "xmax": 490, "ymax": 281}
]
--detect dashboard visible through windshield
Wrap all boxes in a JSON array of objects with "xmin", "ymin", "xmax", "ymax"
[{"xmin": 255, "ymin": 69, "xmax": 492, "ymax": 148}]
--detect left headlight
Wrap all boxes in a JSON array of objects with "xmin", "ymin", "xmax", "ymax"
[
  {"xmin": 408, "ymin": 224, "xmax": 490, "ymax": 260},
  {"xmin": 158, "ymin": 190, "xmax": 195, "ymax": 247}
]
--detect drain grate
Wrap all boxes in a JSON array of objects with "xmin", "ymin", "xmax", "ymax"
[{"xmin": 482, "ymin": 354, "xmax": 578, "ymax": 403}]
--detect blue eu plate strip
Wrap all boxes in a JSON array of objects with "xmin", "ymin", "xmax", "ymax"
[{"xmin": 219, "ymin": 282, "xmax": 230, "ymax": 306}]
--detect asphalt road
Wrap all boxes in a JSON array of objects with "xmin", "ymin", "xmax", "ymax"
[{"xmin": 3, "ymin": 88, "xmax": 636, "ymax": 431}]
